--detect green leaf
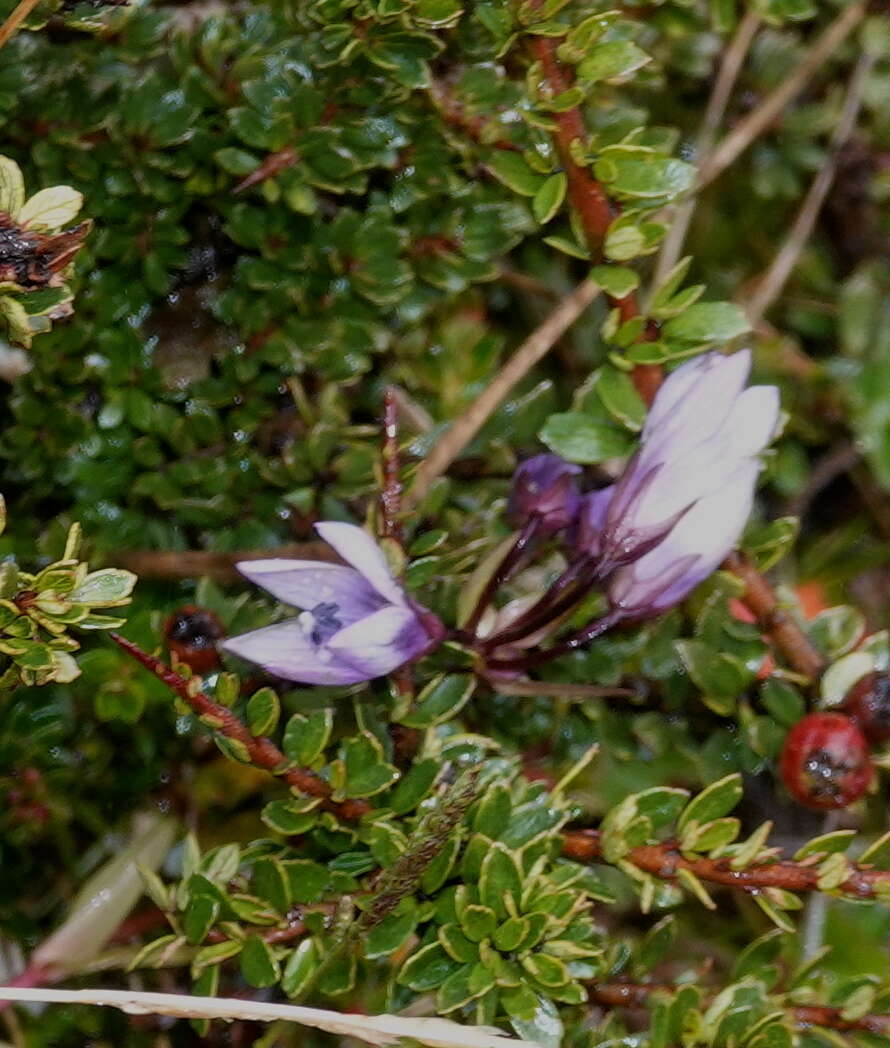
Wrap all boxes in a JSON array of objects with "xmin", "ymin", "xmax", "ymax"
[
  {"xmin": 70, "ymin": 569, "xmax": 137, "ymax": 607},
  {"xmin": 261, "ymin": 799, "xmax": 320, "ymax": 835},
  {"xmin": 675, "ymin": 639, "xmax": 752, "ymax": 715},
  {"xmin": 678, "ymin": 774, "xmax": 744, "ymax": 832},
  {"xmin": 460, "ymin": 903, "xmax": 498, "ymax": 942},
  {"xmin": 437, "ymin": 965, "xmax": 477, "ymax": 1012},
  {"xmin": 340, "ymin": 731, "xmax": 399, "ymax": 798},
  {"xmin": 743, "ymin": 517, "xmax": 799, "ymax": 572},
  {"xmin": 0, "ymin": 156, "xmax": 25, "ymax": 216},
  {"xmin": 532, "ymin": 173, "xmax": 567, "ymax": 224},
  {"xmin": 760, "ymin": 679, "xmax": 805, "ymax": 728},
  {"xmin": 578, "ymin": 39, "xmax": 650, "ymax": 82},
  {"xmin": 594, "ymin": 364, "xmax": 646, "ymax": 431},
  {"xmin": 439, "ymin": 923, "xmax": 480, "ymax": 963},
  {"xmin": 594, "ymin": 147, "xmax": 695, "ymax": 201},
  {"xmin": 591, "ymin": 265, "xmax": 640, "ymax": 300},
  {"xmin": 364, "ymin": 910, "xmax": 416, "ymax": 959},
  {"xmin": 662, "ymin": 302, "xmax": 751, "ymax": 343},
  {"xmin": 239, "ymin": 935, "xmax": 280, "ymax": 988},
  {"xmin": 478, "ymin": 844, "xmax": 522, "ymax": 919},
  {"xmin": 487, "ymin": 153, "xmax": 546, "ymax": 197},
  {"xmin": 399, "ymin": 674, "xmax": 475, "ymax": 727},
  {"xmin": 283, "ymin": 709, "xmax": 333, "ymax": 765},
  {"xmin": 19, "ymin": 187, "xmax": 83, "ymax": 231},
  {"xmin": 246, "ymin": 687, "xmax": 280, "ymax": 737},
  {"xmin": 252, "ymin": 857, "xmax": 291, "ymax": 912},
  {"xmin": 493, "ymin": 916, "xmax": 530, "ymax": 952},
  {"xmin": 215, "ymin": 147, "xmax": 260, "ymax": 175},
  {"xmin": 389, "ymin": 758, "xmax": 439, "ymax": 813},
  {"xmin": 183, "ymin": 894, "xmax": 219, "ymax": 945},
  {"xmin": 282, "ymin": 938, "xmax": 320, "ymax": 998},
  {"xmin": 539, "ymin": 412, "xmax": 633, "ymax": 463},
  {"xmin": 473, "ymin": 783, "xmax": 512, "ymax": 838},
  {"xmin": 509, "ymin": 992, "xmax": 563, "ymax": 1048},
  {"xmin": 415, "ymin": 0, "xmax": 463, "ymax": 27},
  {"xmin": 399, "ymin": 943, "xmax": 462, "ymax": 991}
]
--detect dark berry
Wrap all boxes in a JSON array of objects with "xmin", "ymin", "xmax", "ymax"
[
  {"xmin": 843, "ymin": 671, "xmax": 890, "ymax": 745},
  {"xmin": 163, "ymin": 605, "xmax": 225, "ymax": 674},
  {"xmin": 779, "ymin": 712, "xmax": 872, "ymax": 810}
]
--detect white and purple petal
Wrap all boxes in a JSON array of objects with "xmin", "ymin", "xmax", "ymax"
[
  {"xmin": 328, "ymin": 605, "xmax": 434, "ymax": 678},
  {"xmin": 235, "ymin": 560, "xmax": 385, "ymax": 624},
  {"xmin": 221, "ymin": 621, "xmax": 373, "ymax": 685},
  {"xmin": 314, "ymin": 521, "xmax": 405, "ymax": 606}
]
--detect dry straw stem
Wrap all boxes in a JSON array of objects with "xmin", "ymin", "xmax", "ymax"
[
  {"xmin": 0, "ymin": 988, "xmax": 544, "ymax": 1048},
  {"xmin": 0, "ymin": 0, "xmax": 42, "ymax": 49},
  {"xmin": 744, "ymin": 51, "xmax": 875, "ymax": 325},
  {"xmin": 651, "ymin": 9, "xmax": 762, "ymax": 290},
  {"xmin": 697, "ymin": 1, "xmax": 867, "ymax": 189},
  {"xmin": 407, "ymin": 277, "xmax": 600, "ymax": 506}
]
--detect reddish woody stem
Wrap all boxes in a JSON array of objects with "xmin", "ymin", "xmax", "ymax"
[
  {"xmin": 588, "ymin": 982, "xmax": 890, "ymax": 1036},
  {"xmin": 109, "ymin": 634, "xmax": 370, "ymax": 821},
  {"xmin": 562, "ymin": 829, "xmax": 890, "ymax": 900},
  {"xmin": 723, "ymin": 552, "xmax": 825, "ymax": 680},
  {"xmin": 380, "ymin": 387, "xmax": 403, "ymax": 545}
]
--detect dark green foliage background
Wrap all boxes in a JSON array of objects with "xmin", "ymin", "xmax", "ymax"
[{"xmin": 1, "ymin": 0, "xmax": 890, "ymax": 1044}]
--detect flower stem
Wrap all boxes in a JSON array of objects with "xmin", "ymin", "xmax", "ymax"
[
  {"xmin": 463, "ymin": 517, "xmax": 542, "ymax": 637},
  {"xmin": 485, "ymin": 609, "xmax": 622, "ymax": 673},
  {"xmin": 480, "ymin": 555, "xmax": 595, "ymax": 650}
]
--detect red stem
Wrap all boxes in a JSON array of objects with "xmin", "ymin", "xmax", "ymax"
[
  {"xmin": 563, "ymin": 829, "xmax": 890, "ymax": 899},
  {"xmin": 588, "ymin": 982, "xmax": 890, "ymax": 1036},
  {"xmin": 110, "ymin": 634, "xmax": 370, "ymax": 821}
]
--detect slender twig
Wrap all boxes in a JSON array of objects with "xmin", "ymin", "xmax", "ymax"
[
  {"xmin": 783, "ymin": 441, "xmax": 859, "ymax": 520},
  {"xmin": 114, "ymin": 542, "xmax": 337, "ymax": 582},
  {"xmin": 562, "ymin": 829, "xmax": 890, "ymax": 899},
  {"xmin": 587, "ymin": 981, "xmax": 890, "ymax": 1036},
  {"xmin": 380, "ymin": 388, "xmax": 403, "ymax": 544},
  {"xmin": 723, "ymin": 552, "xmax": 825, "ymax": 680},
  {"xmin": 109, "ymin": 634, "xmax": 370, "ymax": 821},
  {"xmin": 698, "ymin": 1, "xmax": 867, "ymax": 190},
  {"xmin": 485, "ymin": 679, "xmax": 635, "ymax": 700},
  {"xmin": 0, "ymin": 0, "xmax": 42, "ymax": 50},
  {"xmin": 406, "ymin": 278, "xmax": 600, "ymax": 506},
  {"xmin": 744, "ymin": 52, "xmax": 874, "ymax": 325},
  {"xmin": 651, "ymin": 9, "xmax": 762, "ymax": 291},
  {"xmin": 429, "ymin": 78, "xmax": 523, "ymax": 153}
]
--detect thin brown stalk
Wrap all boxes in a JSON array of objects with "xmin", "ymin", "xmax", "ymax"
[
  {"xmin": 698, "ymin": 1, "xmax": 867, "ymax": 189},
  {"xmin": 744, "ymin": 52, "xmax": 874, "ymax": 324},
  {"xmin": 723, "ymin": 552, "xmax": 825, "ymax": 680},
  {"xmin": 0, "ymin": 0, "xmax": 42, "ymax": 50},
  {"xmin": 651, "ymin": 9, "xmax": 762, "ymax": 290},
  {"xmin": 114, "ymin": 542, "xmax": 337, "ymax": 583},
  {"xmin": 406, "ymin": 278, "xmax": 600, "ymax": 506}
]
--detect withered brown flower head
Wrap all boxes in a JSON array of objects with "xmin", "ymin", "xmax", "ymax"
[{"xmin": 0, "ymin": 213, "xmax": 91, "ymax": 289}]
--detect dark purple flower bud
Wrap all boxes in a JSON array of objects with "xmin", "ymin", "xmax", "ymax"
[{"xmin": 508, "ymin": 454, "xmax": 582, "ymax": 536}]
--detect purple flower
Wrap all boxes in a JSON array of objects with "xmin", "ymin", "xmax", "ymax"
[
  {"xmin": 576, "ymin": 350, "xmax": 779, "ymax": 616},
  {"xmin": 508, "ymin": 453, "xmax": 582, "ymax": 536},
  {"xmin": 222, "ymin": 522, "xmax": 445, "ymax": 685}
]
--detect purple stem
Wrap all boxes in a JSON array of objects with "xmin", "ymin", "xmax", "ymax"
[
  {"xmin": 463, "ymin": 516, "xmax": 542, "ymax": 637},
  {"xmin": 484, "ymin": 608, "xmax": 623, "ymax": 673},
  {"xmin": 479, "ymin": 554, "xmax": 596, "ymax": 650}
]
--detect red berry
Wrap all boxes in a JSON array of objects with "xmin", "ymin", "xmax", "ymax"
[
  {"xmin": 163, "ymin": 605, "xmax": 225, "ymax": 674},
  {"xmin": 779, "ymin": 712, "xmax": 872, "ymax": 810},
  {"xmin": 843, "ymin": 671, "xmax": 890, "ymax": 745}
]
